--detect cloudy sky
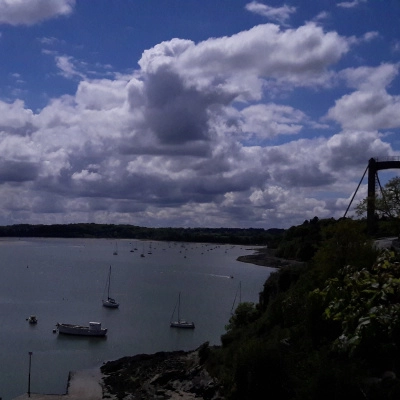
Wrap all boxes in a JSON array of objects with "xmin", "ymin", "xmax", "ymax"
[{"xmin": 0, "ymin": 0, "xmax": 399, "ymax": 229}]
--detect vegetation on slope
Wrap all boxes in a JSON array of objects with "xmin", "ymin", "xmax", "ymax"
[{"xmin": 206, "ymin": 218, "xmax": 400, "ymax": 399}]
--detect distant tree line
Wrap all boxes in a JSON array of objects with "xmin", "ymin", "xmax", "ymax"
[
  {"xmin": 273, "ymin": 215, "xmax": 399, "ymax": 263},
  {"xmin": 0, "ymin": 223, "xmax": 284, "ymax": 245}
]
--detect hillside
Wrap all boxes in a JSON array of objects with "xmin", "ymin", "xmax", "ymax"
[
  {"xmin": 206, "ymin": 218, "xmax": 400, "ymax": 399},
  {"xmin": 100, "ymin": 218, "xmax": 400, "ymax": 399}
]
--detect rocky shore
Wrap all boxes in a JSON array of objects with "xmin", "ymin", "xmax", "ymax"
[{"xmin": 101, "ymin": 342, "xmax": 223, "ymax": 399}]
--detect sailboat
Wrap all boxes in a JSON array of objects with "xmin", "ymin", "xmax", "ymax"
[
  {"xmin": 230, "ymin": 281, "xmax": 242, "ymax": 315},
  {"xmin": 113, "ymin": 242, "xmax": 118, "ymax": 255},
  {"xmin": 170, "ymin": 292, "xmax": 195, "ymax": 329},
  {"xmin": 102, "ymin": 265, "xmax": 119, "ymax": 308},
  {"xmin": 140, "ymin": 243, "xmax": 145, "ymax": 257}
]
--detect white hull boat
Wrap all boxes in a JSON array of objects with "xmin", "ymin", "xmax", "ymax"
[
  {"xmin": 170, "ymin": 292, "xmax": 195, "ymax": 329},
  {"xmin": 56, "ymin": 322, "xmax": 107, "ymax": 337},
  {"xmin": 170, "ymin": 320, "xmax": 195, "ymax": 329}
]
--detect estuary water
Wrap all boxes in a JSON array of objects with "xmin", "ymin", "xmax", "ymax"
[{"xmin": 0, "ymin": 237, "xmax": 274, "ymax": 400}]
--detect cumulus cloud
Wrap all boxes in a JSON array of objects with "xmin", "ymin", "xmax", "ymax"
[
  {"xmin": 0, "ymin": 0, "xmax": 75, "ymax": 26},
  {"xmin": 240, "ymin": 104, "xmax": 307, "ymax": 139},
  {"xmin": 0, "ymin": 21, "xmax": 395, "ymax": 228},
  {"xmin": 169, "ymin": 23, "xmax": 349, "ymax": 88},
  {"xmin": 0, "ymin": 100, "xmax": 34, "ymax": 132},
  {"xmin": 327, "ymin": 64, "xmax": 400, "ymax": 130}
]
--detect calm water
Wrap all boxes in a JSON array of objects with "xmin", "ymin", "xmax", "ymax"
[{"xmin": 0, "ymin": 238, "xmax": 274, "ymax": 400}]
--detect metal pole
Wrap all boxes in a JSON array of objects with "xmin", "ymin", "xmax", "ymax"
[
  {"xmin": 28, "ymin": 352, "xmax": 32, "ymax": 397},
  {"xmin": 367, "ymin": 158, "xmax": 377, "ymax": 234},
  {"xmin": 343, "ymin": 163, "xmax": 369, "ymax": 218}
]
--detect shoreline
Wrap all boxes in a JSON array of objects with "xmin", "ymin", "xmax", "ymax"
[
  {"xmin": 237, "ymin": 246, "xmax": 304, "ymax": 268},
  {"xmin": 13, "ymin": 345, "xmax": 222, "ymax": 400}
]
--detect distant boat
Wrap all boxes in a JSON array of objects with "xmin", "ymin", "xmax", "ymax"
[
  {"xmin": 27, "ymin": 315, "xmax": 37, "ymax": 324},
  {"xmin": 170, "ymin": 292, "xmax": 195, "ymax": 329},
  {"xmin": 102, "ymin": 265, "xmax": 119, "ymax": 308},
  {"xmin": 55, "ymin": 322, "xmax": 107, "ymax": 337},
  {"xmin": 140, "ymin": 243, "xmax": 145, "ymax": 257},
  {"xmin": 113, "ymin": 242, "xmax": 118, "ymax": 255}
]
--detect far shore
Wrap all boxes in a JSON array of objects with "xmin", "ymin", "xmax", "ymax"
[{"xmin": 237, "ymin": 246, "xmax": 304, "ymax": 268}]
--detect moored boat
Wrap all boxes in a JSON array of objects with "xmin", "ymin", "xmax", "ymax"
[
  {"xmin": 55, "ymin": 322, "xmax": 107, "ymax": 336},
  {"xmin": 170, "ymin": 319, "xmax": 195, "ymax": 329},
  {"xmin": 102, "ymin": 265, "xmax": 119, "ymax": 308},
  {"xmin": 27, "ymin": 315, "xmax": 38, "ymax": 324},
  {"xmin": 170, "ymin": 292, "xmax": 195, "ymax": 329}
]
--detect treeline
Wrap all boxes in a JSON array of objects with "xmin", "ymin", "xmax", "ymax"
[
  {"xmin": 205, "ymin": 217, "xmax": 400, "ymax": 399},
  {"xmin": 273, "ymin": 216, "xmax": 399, "ymax": 262},
  {"xmin": 0, "ymin": 223, "xmax": 284, "ymax": 245}
]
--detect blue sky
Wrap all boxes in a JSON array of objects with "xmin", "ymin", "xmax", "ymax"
[{"xmin": 0, "ymin": 0, "xmax": 399, "ymax": 229}]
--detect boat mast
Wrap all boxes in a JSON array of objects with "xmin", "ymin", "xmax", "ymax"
[
  {"xmin": 230, "ymin": 281, "xmax": 242, "ymax": 314},
  {"xmin": 107, "ymin": 265, "xmax": 111, "ymax": 300},
  {"xmin": 177, "ymin": 292, "xmax": 181, "ymax": 321}
]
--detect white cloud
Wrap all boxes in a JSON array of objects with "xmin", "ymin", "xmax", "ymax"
[
  {"xmin": 0, "ymin": 99, "xmax": 34, "ymax": 130},
  {"xmin": 240, "ymin": 103, "xmax": 307, "ymax": 139},
  {"xmin": 55, "ymin": 55, "xmax": 85, "ymax": 79},
  {"xmin": 327, "ymin": 64, "xmax": 400, "ymax": 130},
  {"xmin": 245, "ymin": 1, "xmax": 296, "ymax": 25},
  {"xmin": 72, "ymin": 169, "xmax": 102, "ymax": 182},
  {"xmin": 0, "ymin": 0, "xmax": 75, "ymax": 26},
  {"xmin": 0, "ymin": 21, "xmax": 396, "ymax": 228},
  {"xmin": 139, "ymin": 22, "xmax": 351, "ymax": 101},
  {"xmin": 337, "ymin": 0, "xmax": 367, "ymax": 9}
]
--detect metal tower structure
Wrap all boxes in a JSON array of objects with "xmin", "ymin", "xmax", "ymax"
[
  {"xmin": 344, "ymin": 158, "xmax": 400, "ymax": 234},
  {"xmin": 367, "ymin": 158, "xmax": 400, "ymax": 233}
]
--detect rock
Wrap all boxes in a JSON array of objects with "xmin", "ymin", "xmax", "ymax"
[{"xmin": 101, "ymin": 343, "xmax": 223, "ymax": 399}]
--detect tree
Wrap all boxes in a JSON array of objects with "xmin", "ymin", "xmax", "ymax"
[
  {"xmin": 313, "ymin": 248, "xmax": 400, "ymax": 362},
  {"xmin": 312, "ymin": 219, "xmax": 378, "ymax": 279},
  {"xmin": 225, "ymin": 302, "xmax": 259, "ymax": 332},
  {"xmin": 356, "ymin": 176, "xmax": 400, "ymax": 219}
]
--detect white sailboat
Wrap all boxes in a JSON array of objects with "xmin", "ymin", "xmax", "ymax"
[
  {"xmin": 102, "ymin": 265, "xmax": 119, "ymax": 308},
  {"xmin": 170, "ymin": 292, "xmax": 195, "ymax": 329}
]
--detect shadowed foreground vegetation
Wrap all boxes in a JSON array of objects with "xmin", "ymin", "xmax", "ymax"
[{"xmin": 204, "ymin": 218, "xmax": 400, "ymax": 399}]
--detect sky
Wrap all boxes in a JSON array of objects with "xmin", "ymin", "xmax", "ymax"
[{"xmin": 0, "ymin": 0, "xmax": 400, "ymax": 229}]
